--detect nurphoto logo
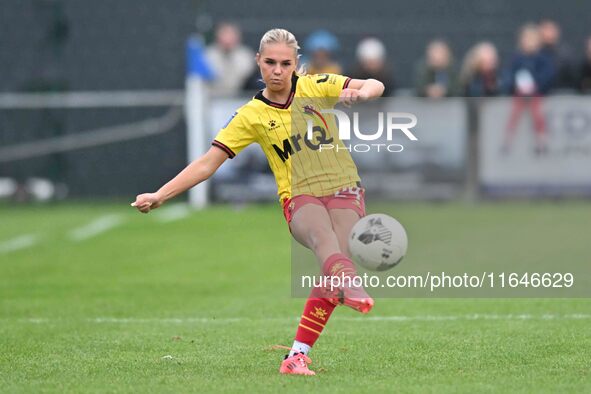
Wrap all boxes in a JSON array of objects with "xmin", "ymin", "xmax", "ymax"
[{"xmin": 306, "ymin": 109, "xmax": 418, "ymax": 153}]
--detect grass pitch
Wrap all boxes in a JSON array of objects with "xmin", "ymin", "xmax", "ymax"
[{"xmin": 0, "ymin": 202, "xmax": 589, "ymax": 393}]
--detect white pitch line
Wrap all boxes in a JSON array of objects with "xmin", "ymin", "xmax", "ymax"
[
  {"xmin": 9, "ymin": 314, "xmax": 591, "ymax": 325},
  {"xmin": 0, "ymin": 234, "xmax": 38, "ymax": 254},
  {"xmin": 91, "ymin": 317, "xmax": 245, "ymax": 324},
  {"xmin": 68, "ymin": 214, "xmax": 124, "ymax": 242},
  {"xmin": 341, "ymin": 313, "xmax": 591, "ymax": 322},
  {"xmin": 152, "ymin": 204, "xmax": 192, "ymax": 223}
]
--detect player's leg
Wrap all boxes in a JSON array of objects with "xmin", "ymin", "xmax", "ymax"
[
  {"xmin": 279, "ymin": 198, "xmax": 367, "ymax": 375},
  {"xmin": 325, "ymin": 187, "xmax": 373, "ymax": 312},
  {"xmin": 280, "ymin": 201, "xmax": 339, "ymax": 375},
  {"xmin": 328, "ymin": 208, "xmax": 361, "ymax": 258},
  {"xmin": 326, "ymin": 186, "xmax": 366, "ymax": 256},
  {"xmin": 289, "ymin": 202, "xmax": 342, "ymax": 263},
  {"xmin": 289, "ymin": 200, "xmax": 367, "ymax": 303}
]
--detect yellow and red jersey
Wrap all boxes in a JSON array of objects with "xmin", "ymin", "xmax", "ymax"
[{"xmin": 212, "ymin": 73, "xmax": 360, "ymax": 201}]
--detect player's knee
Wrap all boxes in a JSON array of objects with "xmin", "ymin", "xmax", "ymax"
[{"xmin": 308, "ymin": 227, "xmax": 338, "ymax": 253}]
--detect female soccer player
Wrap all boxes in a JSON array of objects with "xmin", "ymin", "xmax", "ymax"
[{"xmin": 132, "ymin": 28, "xmax": 384, "ymax": 375}]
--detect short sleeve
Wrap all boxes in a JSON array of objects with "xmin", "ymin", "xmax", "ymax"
[
  {"xmin": 314, "ymin": 73, "xmax": 352, "ymax": 98},
  {"xmin": 212, "ymin": 111, "xmax": 256, "ymax": 159}
]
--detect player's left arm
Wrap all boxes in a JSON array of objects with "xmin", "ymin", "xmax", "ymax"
[{"xmin": 339, "ymin": 78, "xmax": 385, "ymax": 106}]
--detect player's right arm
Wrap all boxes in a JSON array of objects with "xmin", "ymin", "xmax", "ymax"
[{"xmin": 131, "ymin": 146, "xmax": 228, "ymax": 213}]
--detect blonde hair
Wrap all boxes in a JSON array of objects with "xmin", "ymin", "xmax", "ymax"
[
  {"xmin": 460, "ymin": 41, "xmax": 495, "ymax": 87},
  {"xmin": 259, "ymin": 28, "xmax": 306, "ymax": 74}
]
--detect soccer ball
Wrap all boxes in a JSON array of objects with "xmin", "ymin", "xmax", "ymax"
[{"xmin": 349, "ymin": 214, "xmax": 408, "ymax": 271}]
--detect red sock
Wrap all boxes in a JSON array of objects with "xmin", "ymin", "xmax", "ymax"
[
  {"xmin": 294, "ymin": 291, "xmax": 336, "ymax": 347},
  {"xmin": 292, "ymin": 254, "xmax": 357, "ymax": 348},
  {"xmin": 322, "ymin": 252, "xmax": 358, "ymax": 278}
]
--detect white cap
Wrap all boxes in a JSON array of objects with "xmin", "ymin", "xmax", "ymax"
[{"xmin": 356, "ymin": 38, "xmax": 386, "ymax": 62}]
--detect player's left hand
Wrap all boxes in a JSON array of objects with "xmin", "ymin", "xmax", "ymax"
[{"xmin": 339, "ymin": 89, "xmax": 369, "ymax": 107}]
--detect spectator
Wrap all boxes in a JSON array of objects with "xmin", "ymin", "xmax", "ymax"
[
  {"xmin": 415, "ymin": 39, "xmax": 458, "ymax": 98},
  {"xmin": 504, "ymin": 23, "xmax": 555, "ymax": 96},
  {"xmin": 205, "ymin": 22, "xmax": 255, "ymax": 96},
  {"xmin": 579, "ymin": 36, "xmax": 591, "ymax": 94},
  {"xmin": 460, "ymin": 42, "xmax": 500, "ymax": 96},
  {"xmin": 539, "ymin": 19, "xmax": 576, "ymax": 90},
  {"xmin": 349, "ymin": 37, "xmax": 395, "ymax": 96},
  {"xmin": 303, "ymin": 30, "xmax": 342, "ymax": 75},
  {"xmin": 503, "ymin": 24, "xmax": 553, "ymax": 155}
]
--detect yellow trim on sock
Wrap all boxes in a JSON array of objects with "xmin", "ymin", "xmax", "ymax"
[
  {"xmin": 298, "ymin": 323, "xmax": 321, "ymax": 335},
  {"xmin": 301, "ymin": 314, "xmax": 326, "ymax": 328}
]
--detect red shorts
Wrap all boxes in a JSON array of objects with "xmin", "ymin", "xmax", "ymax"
[{"xmin": 281, "ymin": 186, "xmax": 366, "ymax": 224}]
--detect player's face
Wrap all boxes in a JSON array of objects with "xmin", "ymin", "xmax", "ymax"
[{"xmin": 257, "ymin": 43, "xmax": 297, "ymax": 92}]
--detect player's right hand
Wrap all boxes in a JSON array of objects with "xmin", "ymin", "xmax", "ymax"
[
  {"xmin": 339, "ymin": 88, "xmax": 369, "ymax": 107},
  {"xmin": 131, "ymin": 193, "xmax": 163, "ymax": 213}
]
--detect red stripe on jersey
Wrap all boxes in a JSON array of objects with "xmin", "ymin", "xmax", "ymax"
[
  {"xmin": 343, "ymin": 77, "xmax": 352, "ymax": 89},
  {"xmin": 304, "ymin": 106, "xmax": 329, "ymax": 132},
  {"xmin": 254, "ymin": 74, "xmax": 299, "ymax": 109},
  {"xmin": 284, "ymin": 91, "xmax": 295, "ymax": 109},
  {"xmin": 212, "ymin": 140, "xmax": 236, "ymax": 158}
]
